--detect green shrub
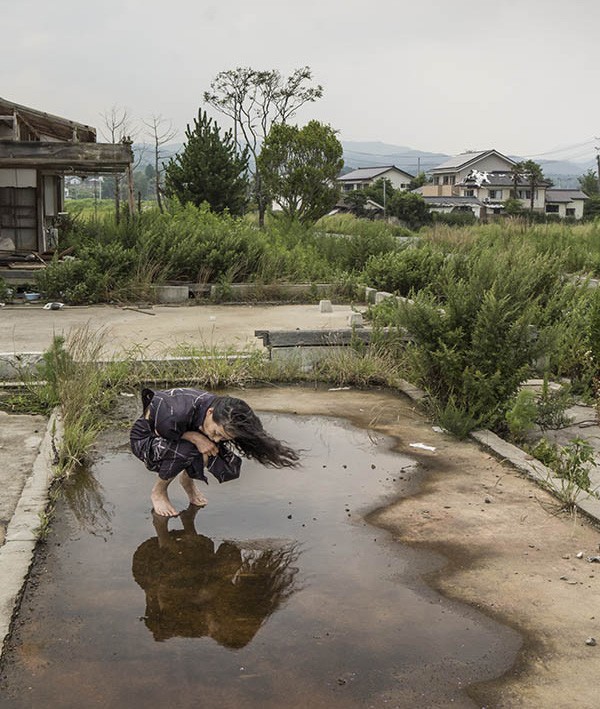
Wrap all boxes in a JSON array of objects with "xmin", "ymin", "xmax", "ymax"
[
  {"xmin": 362, "ymin": 244, "xmax": 446, "ymax": 295},
  {"xmin": 505, "ymin": 389, "xmax": 537, "ymax": 441},
  {"xmin": 378, "ymin": 241, "xmax": 576, "ymax": 431}
]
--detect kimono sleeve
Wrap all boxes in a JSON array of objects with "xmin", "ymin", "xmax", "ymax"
[{"xmin": 151, "ymin": 391, "xmax": 194, "ymax": 441}]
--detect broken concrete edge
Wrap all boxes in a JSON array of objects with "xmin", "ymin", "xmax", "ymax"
[
  {"xmin": 0, "ymin": 352, "xmax": 259, "ymax": 381},
  {"xmin": 470, "ymin": 429, "xmax": 600, "ymax": 525},
  {"xmin": 395, "ymin": 382, "xmax": 600, "ymax": 528},
  {"xmin": 0, "ymin": 408, "xmax": 62, "ymax": 662}
]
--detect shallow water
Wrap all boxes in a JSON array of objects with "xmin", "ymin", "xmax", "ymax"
[{"xmin": 0, "ymin": 412, "xmax": 521, "ymax": 708}]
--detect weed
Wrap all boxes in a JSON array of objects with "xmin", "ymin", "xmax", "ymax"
[
  {"xmin": 506, "ymin": 389, "xmax": 537, "ymax": 442},
  {"xmin": 535, "ymin": 378, "xmax": 573, "ymax": 431},
  {"xmin": 531, "ymin": 436, "xmax": 597, "ymax": 509}
]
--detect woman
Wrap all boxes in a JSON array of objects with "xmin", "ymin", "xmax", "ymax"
[{"xmin": 130, "ymin": 387, "xmax": 300, "ymax": 516}]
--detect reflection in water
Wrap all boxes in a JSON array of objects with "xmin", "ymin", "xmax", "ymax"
[
  {"xmin": 132, "ymin": 506, "xmax": 300, "ymax": 648},
  {"xmin": 61, "ymin": 466, "xmax": 114, "ymax": 538}
]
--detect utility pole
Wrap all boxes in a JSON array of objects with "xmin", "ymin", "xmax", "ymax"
[{"xmin": 595, "ymin": 138, "xmax": 600, "ymax": 193}]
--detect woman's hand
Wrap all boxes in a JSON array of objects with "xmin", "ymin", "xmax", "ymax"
[{"xmin": 181, "ymin": 430, "xmax": 218, "ymax": 457}]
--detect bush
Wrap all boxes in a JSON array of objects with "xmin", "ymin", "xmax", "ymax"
[
  {"xmin": 375, "ymin": 241, "xmax": 578, "ymax": 431},
  {"xmin": 362, "ymin": 244, "xmax": 446, "ymax": 295}
]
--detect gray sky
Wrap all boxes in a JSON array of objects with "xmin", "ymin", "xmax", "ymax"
[{"xmin": 4, "ymin": 0, "xmax": 600, "ymax": 161}]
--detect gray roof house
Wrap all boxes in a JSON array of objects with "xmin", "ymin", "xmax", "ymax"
[
  {"xmin": 337, "ymin": 165, "xmax": 414, "ymax": 192},
  {"xmin": 420, "ymin": 148, "xmax": 587, "ymax": 219},
  {"xmin": 544, "ymin": 189, "xmax": 588, "ymax": 219}
]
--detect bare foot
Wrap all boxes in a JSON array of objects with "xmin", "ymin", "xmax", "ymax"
[
  {"xmin": 179, "ymin": 472, "xmax": 208, "ymax": 507},
  {"xmin": 151, "ymin": 479, "xmax": 179, "ymax": 517}
]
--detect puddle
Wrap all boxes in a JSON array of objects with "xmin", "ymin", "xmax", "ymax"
[{"xmin": 0, "ymin": 412, "xmax": 521, "ymax": 708}]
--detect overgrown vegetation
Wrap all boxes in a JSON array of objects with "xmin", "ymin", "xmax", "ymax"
[{"xmin": 15, "ymin": 208, "xmax": 600, "ymax": 505}]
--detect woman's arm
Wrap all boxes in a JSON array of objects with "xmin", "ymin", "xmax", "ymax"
[{"xmin": 181, "ymin": 430, "xmax": 218, "ymax": 457}]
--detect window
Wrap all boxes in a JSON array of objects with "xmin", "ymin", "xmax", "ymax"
[
  {"xmin": 464, "ymin": 189, "xmax": 474, "ymax": 197},
  {"xmin": 518, "ymin": 190, "xmax": 531, "ymax": 200},
  {"xmin": 442, "ymin": 175, "xmax": 455, "ymax": 185},
  {"xmin": 545, "ymin": 204, "xmax": 559, "ymax": 213},
  {"xmin": 488, "ymin": 189, "xmax": 502, "ymax": 200},
  {"xmin": 566, "ymin": 208, "xmax": 575, "ymax": 217},
  {"xmin": 433, "ymin": 176, "xmax": 440, "ymax": 185},
  {"xmin": 343, "ymin": 184, "xmax": 354, "ymax": 192}
]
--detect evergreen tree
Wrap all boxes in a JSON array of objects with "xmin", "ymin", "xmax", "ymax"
[{"xmin": 164, "ymin": 109, "xmax": 249, "ymax": 215}]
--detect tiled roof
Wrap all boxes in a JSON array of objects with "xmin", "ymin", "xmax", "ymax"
[
  {"xmin": 430, "ymin": 149, "xmax": 516, "ymax": 172},
  {"xmin": 422, "ymin": 196, "xmax": 483, "ymax": 207},
  {"xmin": 338, "ymin": 166, "xmax": 413, "ymax": 181},
  {"xmin": 545, "ymin": 189, "xmax": 589, "ymax": 203}
]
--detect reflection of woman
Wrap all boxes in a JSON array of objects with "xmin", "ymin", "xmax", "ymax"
[{"xmin": 132, "ymin": 507, "xmax": 300, "ymax": 648}]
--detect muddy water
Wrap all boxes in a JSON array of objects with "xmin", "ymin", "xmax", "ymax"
[{"xmin": 0, "ymin": 412, "xmax": 521, "ymax": 708}]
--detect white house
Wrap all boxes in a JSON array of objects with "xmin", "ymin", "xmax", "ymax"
[
  {"xmin": 544, "ymin": 189, "xmax": 588, "ymax": 219},
  {"xmin": 337, "ymin": 165, "xmax": 414, "ymax": 193},
  {"xmin": 420, "ymin": 148, "xmax": 592, "ymax": 218},
  {"xmin": 423, "ymin": 149, "xmax": 517, "ymax": 197}
]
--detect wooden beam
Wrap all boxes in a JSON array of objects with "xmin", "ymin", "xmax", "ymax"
[
  {"xmin": 0, "ymin": 141, "xmax": 133, "ymax": 172},
  {"xmin": 254, "ymin": 328, "xmax": 400, "ymax": 347}
]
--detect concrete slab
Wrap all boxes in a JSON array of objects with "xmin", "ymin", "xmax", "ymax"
[
  {"xmin": 0, "ymin": 411, "xmax": 58, "ymax": 657},
  {"xmin": 0, "ymin": 303, "xmax": 365, "ymax": 357}
]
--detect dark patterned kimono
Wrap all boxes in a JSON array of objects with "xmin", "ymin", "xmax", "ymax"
[{"xmin": 130, "ymin": 388, "xmax": 216, "ymax": 482}]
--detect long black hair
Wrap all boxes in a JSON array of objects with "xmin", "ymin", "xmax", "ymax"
[{"xmin": 211, "ymin": 396, "xmax": 300, "ymax": 468}]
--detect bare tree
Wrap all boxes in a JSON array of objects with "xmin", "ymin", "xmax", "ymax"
[
  {"xmin": 143, "ymin": 115, "xmax": 178, "ymax": 212},
  {"xmin": 204, "ymin": 66, "xmax": 323, "ymax": 227},
  {"xmin": 100, "ymin": 106, "xmax": 138, "ymax": 223}
]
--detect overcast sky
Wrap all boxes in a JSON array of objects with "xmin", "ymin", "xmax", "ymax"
[{"xmin": 4, "ymin": 0, "xmax": 600, "ymax": 161}]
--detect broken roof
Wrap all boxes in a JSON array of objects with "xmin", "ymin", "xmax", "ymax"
[{"xmin": 0, "ymin": 96, "xmax": 96, "ymax": 142}]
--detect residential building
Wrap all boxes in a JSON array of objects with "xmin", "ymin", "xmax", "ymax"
[
  {"xmin": 422, "ymin": 149, "xmax": 517, "ymax": 197},
  {"xmin": 0, "ymin": 96, "xmax": 133, "ymax": 254},
  {"xmin": 544, "ymin": 189, "xmax": 588, "ymax": 219},
  {"xmin": 337, "ymin": 165, "xmax": 414, "ymax": 193}
]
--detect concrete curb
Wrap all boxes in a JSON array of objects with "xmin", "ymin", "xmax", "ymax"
[
  {"xmin": 0, "ymin": 410, "xmax": 61, "ymax": 659},
  {"xmin": 471, "ymin": 428, "xmax": 600, "ymax": 523}
]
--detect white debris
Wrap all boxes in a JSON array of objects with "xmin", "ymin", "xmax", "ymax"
[
  {"xmin": 410, "ymin": 442, "xmax": 436, "ymax": 452},
  {"xmin": 328, "ymin": 387, "xmax": 351, "ymax": 391},
  {"xmin": 432, "ymin": 426, "xmax": 447, "ymax": 434},
  {"xmin": 43, "ymin": 302, "xmax": 64, "ymax": 310}
]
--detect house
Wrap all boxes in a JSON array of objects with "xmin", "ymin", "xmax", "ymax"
[
  {"xmin": 422, "ymin": 149, "xmax": 518, "ymax": 197},
  {"xmin": 420, "ymin": 148, "xmax": 592, "ymax": 218},
  {"xmin": 419, "ymin": 194, "xmax": 485, "ymax": 219},
  {"xmin": 0, "ymin": 96, "xmax": 133, "ymax": 254},
  {"xmin": 544, "ymin": 189, "xmax": 588, "ymax": 219},
  {"xmin": 337, "ymin": 165, "xmax": 414, "ymax": 193}
]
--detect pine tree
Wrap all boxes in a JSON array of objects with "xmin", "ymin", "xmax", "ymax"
[{"xmin": 164, "ymin": 109, "xmax": 249, "ymax": 216}]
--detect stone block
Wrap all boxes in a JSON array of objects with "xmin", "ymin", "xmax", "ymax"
[
  {"xmin": 347, "ymin": 312, "xmax": 363, "ymax": 327},
  {"xmin": 319, "ymin": 299, "xmax": 333, "ymax": 313},
  {"xmin": 365, "ymin": 287, "xmax": 377, "ymax": 304},
  {"xmin": 152, "ymin": 285, "xmax": 189, "ymax": 304}
]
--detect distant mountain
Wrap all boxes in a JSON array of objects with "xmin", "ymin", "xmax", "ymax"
[
  {"xmin": 341, "ymin": 141, "xmax": 449, "ymax": 176},
  {"xmin": 133, "ymin": 140, "xmax": 593, "ymax": 189}
]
